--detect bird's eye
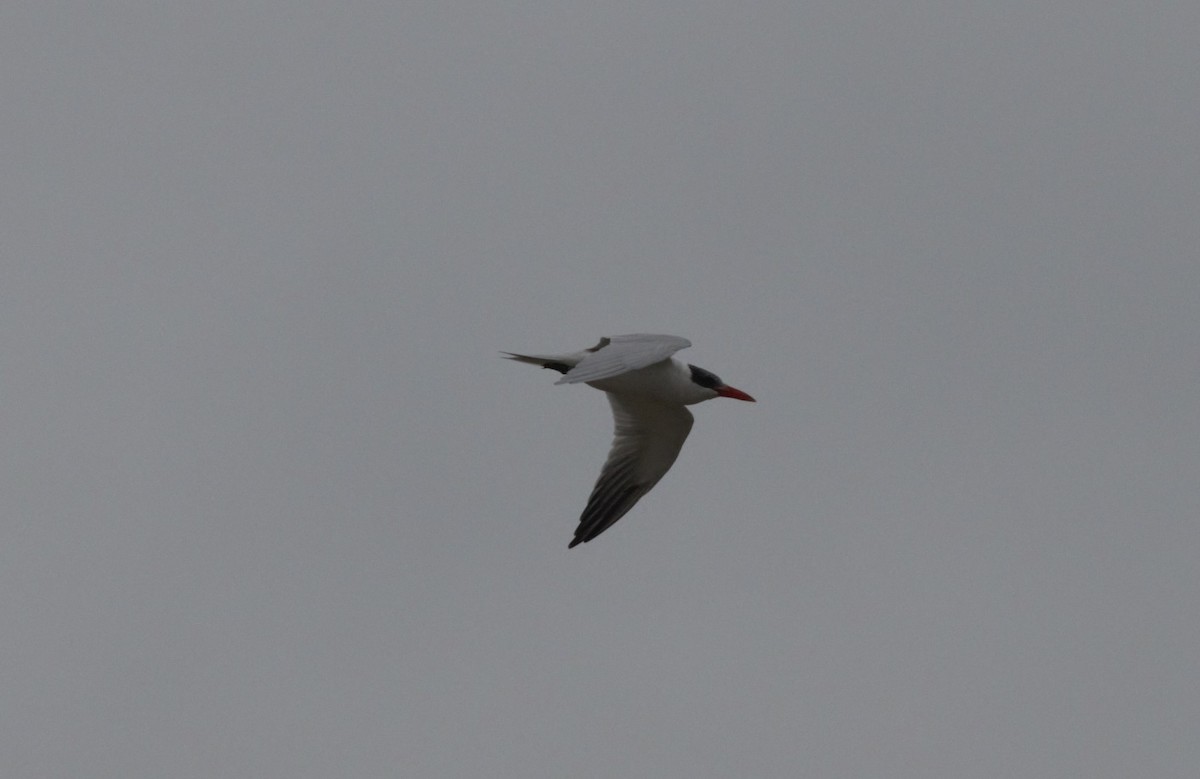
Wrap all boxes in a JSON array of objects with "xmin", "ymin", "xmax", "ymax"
[{"xmin": 688, "ymin": 364, "xmax": 722, "ymax": 389}]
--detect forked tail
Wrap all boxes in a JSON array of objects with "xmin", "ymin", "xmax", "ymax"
[{"xmin": 501, "ymin": 352, "xmax": 572, "ymax": 375}]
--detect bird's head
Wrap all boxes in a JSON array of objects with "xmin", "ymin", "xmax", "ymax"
[{"xmin": 688, "ymin": 364, "xmax": 756, "ymax": 402}]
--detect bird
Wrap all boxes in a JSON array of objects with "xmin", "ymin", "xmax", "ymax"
[{"xmin": 503, "ymin": 334, "xmax": 755, "ymax": 547}]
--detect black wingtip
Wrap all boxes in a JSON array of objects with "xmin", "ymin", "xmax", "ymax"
[{"xmin": 568, "ymin": 537, "xmax": 583, "ymax": 549}]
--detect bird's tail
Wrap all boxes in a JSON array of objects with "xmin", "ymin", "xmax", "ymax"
[{"xmin": 501, "ymin": 351, "xmax": 573, "ymax": 375}]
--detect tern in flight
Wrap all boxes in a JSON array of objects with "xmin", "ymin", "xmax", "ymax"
[{"xmin": 504, "ymin": 334, "xmax": 755, "ymax": 547}]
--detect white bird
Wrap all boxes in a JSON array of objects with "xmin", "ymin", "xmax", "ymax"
[{"xmin": 503, "ymin": 334, "xmax": 755, "ymax": 547}]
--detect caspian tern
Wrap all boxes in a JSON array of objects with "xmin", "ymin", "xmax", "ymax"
[{"xmin": 503, "ymin": 334, "xmax": 755, "ymax": 548}]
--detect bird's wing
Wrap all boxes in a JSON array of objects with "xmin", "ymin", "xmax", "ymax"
[
  {"xmin": 555, "ymin": 334, "xmax": 691, "ymax": 385},
  {"xmin": 569, "ymin": 393, "xmax": 694, "ymax": 547}
]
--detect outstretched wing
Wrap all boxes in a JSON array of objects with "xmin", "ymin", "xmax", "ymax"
[
  {"xmin": 569, "ymin": 393, "xmax": 694, "ymax": 547},
  {"xmin": 555, "ymin": 334, "xmax": 691, "ymax": 385}
]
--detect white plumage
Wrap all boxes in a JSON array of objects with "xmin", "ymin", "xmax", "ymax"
[{"xmin": 503, "ymin": 334, "xmax": 755, "ymax": 547}]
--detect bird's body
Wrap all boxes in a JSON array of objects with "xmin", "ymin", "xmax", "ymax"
[{"xmin": 503, "ymin": 334, "xmax": 755, "ymax": 547}]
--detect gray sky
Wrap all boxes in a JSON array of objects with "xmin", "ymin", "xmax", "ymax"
[{"xmin": 3, "ymin": 2, "xmax": 1198, "ymax": 777}]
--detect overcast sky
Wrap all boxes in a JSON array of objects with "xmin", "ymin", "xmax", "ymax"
[{"xmin": 3, "ymin": 2, "xmax": 1198, "ymax": 777}]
